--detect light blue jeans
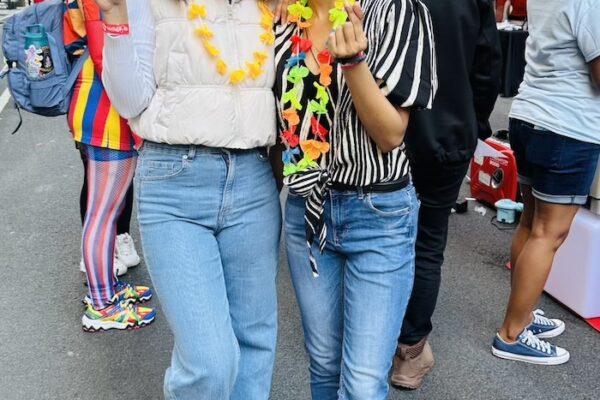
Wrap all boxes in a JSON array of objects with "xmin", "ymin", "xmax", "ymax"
[
  {"xmin": 135, "ymin": 142, "xmax": 281, "ymax": 400},
  {"xmin": 285, "ymin": 185, "xmax": 419, "ymax": 400}
]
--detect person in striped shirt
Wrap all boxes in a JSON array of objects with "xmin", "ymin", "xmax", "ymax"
[
  {"xmin": 64, "ymin": 0, "xmax": 155, "ymax": 332},
  {"xmin": 64, "ymin": 0, "xmax": 141, "ymax": 279},
  {"xmin": 273, "ymin": 1, "xmax": 436, "ymax": 397}
]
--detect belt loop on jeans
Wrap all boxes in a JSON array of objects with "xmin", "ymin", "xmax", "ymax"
[
  {"xmin": 186, "ymin": 146, "xmax": 196, "ymax": 161},
  {"xmin": 357, "ymin": 186, "xmax": 365, "ymax": 199}
]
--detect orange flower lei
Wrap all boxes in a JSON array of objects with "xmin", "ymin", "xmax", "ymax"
[{"xmin": 188, "ymin": 1, "xmax": 275, "ymax": 85}]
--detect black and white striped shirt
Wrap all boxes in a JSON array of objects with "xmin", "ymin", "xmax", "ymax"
[
  {"xmin": 274, "ymin": 0, "xmax": 437, "ymax": 275},
  {"xmin": 275, "ymin": 0, "xmax": 437, "ymax": 187}
]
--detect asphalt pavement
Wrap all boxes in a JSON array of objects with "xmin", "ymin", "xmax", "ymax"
[{"xmin": 1, "ymin": 16, "xmax": 599, "ymax": 400}]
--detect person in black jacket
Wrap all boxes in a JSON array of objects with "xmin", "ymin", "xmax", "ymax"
[{"xmin": 391, "ymin": 0, "xmax": 502, "ymax": 390}]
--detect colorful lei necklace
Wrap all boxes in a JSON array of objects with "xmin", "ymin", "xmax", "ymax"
[
  {"xmin": 188, "ymin": 1, "xmax": 275, "ymax": 85},
  {"xmin": 281, "ymin": 0, "xmax": 355, "ymax": 176}
]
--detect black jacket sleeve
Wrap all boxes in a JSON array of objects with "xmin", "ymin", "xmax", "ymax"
[{"xmin": 471, "ymin": 0, "xmax": 502, "ymax": 140}]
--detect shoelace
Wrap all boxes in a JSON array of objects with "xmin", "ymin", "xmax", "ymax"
[
  {"xmin": 533, "ymin": 309, "xmax": 555, "ymax": 326},
  {"xmin": 115, "ymin": 281, "xmax": 140, "ymax": 299},
  {"xmin": 104, "ymin": 300, "xmax": 142, "ymax": 323},
  {"xmin": 122, "ymin": 303, "xmax": 143, "ymax": 323},
  {"xmin": 521, "ymin": 330, "xmax": 552, "ymax": 354}
]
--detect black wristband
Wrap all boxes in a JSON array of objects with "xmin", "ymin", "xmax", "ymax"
[{"xmin": 337, "ymin": 51, "xmax": 367, "ymax": 66}]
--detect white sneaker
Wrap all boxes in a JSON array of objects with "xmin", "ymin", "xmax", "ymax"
[
  {"xmin": 115, "ymin": 233, "xmax": 141, "ymax": 268},
  {"xmin": 80, "ymin": 257, "xmax": 128, "ymax": 277},
  {"xmin": 114, "ymin": 257, "xmax": 128, "ymax": 277}
]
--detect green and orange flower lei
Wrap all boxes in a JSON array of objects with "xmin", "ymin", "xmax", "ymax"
[{"xmin": 281, "ymin": 0, "xmax": 355, "ymax": 176}]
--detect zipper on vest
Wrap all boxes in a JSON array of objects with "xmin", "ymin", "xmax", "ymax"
[{"xmin": 227, "ymin": 1, "xmax": 242, "ymax": 137}]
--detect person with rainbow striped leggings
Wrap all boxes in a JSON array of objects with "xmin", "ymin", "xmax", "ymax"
[{"xmin": 64, "ymin": 0, "xmax": 155, "ymax": 331}]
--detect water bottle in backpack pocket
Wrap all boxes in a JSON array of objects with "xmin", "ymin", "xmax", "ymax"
[{"xmin": 24, "ymin": 24, "xmax": 54, "ymax": 80}]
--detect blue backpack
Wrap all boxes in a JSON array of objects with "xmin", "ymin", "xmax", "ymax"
[{"xmin": 1, "ymin": 0, "xmax": 88, "ymax": 133}]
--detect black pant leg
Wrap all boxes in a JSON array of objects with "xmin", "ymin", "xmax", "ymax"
[
  {"xmin": 400, "ymin": 161, "xmax": 470, "ymax": 345},
  {"xmin": 116, "ymin": 184, "xmax": 134, "ymax": 235},
  {"xmin": 79, "ymin": 146, "xmax": 88, "ymax": 226}
]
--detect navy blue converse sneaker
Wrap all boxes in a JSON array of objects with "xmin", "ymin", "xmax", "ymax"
[
  {"xmin": 492, "ymin": 330, "xmax": 570, "ymax": 365},
  {"xmin": 527, "ymin": 309, "xmax": 565, "ymax": 339}
]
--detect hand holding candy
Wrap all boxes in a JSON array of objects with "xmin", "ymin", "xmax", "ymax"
[{"xmin": 327, "ymin": 3, "xmax": 367, "ymax": 60}]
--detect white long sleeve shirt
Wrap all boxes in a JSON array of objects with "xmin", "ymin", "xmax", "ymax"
[
  {"xmin": 101, "ymin": 0, "xmax": 278, "ymax": 148},
  {"xmin": 102, "ymin": 0, "xmax": 156, "ymax": 119}
]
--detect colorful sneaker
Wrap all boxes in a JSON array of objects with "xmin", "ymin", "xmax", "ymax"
[
  {"xmin": 527, "ymin": 309, "xmax": 565, "ymax": 339},
  {"xmin": 115, "ymin": 233, "xmax": 141, "ymax": 268},
  {"xmin": 82, "ymin": 300, "xmax": 156, "ymax": 332},
  {"xmin": 83, "ymin": 281, "xmax": 153, "ymax": 306},
  {"xmin": 492, "ymin": 329, "xmax": 570, "ymax": 365}
]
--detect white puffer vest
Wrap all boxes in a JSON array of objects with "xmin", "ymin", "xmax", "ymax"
[{"xmin": 130, "ymin": 0, "xmax": 277, "ymax": 149}]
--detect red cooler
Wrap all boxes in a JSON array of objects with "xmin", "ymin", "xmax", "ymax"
[{"xmin": 470, "ymin": 135, "xmax": 518, "ymax": 206}]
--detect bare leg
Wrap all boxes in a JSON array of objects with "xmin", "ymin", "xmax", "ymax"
[
  {"xmin": 510, "ymin": 184, "xmax": 535, "ymax": 272},
  {"xmin": 499, "ymin": 199, "xmax": 579, "ymax": 342}
]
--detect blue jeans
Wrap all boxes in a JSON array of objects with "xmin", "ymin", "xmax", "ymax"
[
  {"xmin": 135, "ymin": 142, "xmax": 281, "ymax": 400},
  {"xmin": 285, "ymin": 185, "xmax": 419, "ymax": 400}
]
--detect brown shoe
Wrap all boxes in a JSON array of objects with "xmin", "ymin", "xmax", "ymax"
[{"xmin": 390, "ymin": 338, "xmax": 434, "ymax": 390}]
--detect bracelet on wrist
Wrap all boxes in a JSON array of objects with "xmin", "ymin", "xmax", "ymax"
[
  {"xmin": 338, "ymin": 51, "xmax": 367, "ymax": 70},
  {"xmin": 340, "ymin": 58, "xmax": 366, "ymax": 70},
  {"xmin": 103, "ymin": 23, "xmax": 130, "ymax": 36}
]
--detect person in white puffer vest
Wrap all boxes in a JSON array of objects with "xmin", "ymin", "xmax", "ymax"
[{"xmin": 95, "ymin": 0, "xmax": 286, "ymax": 398}]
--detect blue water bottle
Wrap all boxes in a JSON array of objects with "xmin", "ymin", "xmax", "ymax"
[{"xmin": 24, "ymin": 24, "xmax": 54, "ymax": 79}]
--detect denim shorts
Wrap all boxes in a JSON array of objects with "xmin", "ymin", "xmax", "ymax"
[{"xmin": 509, "ymin": 119, "xmax": 600, "ymax": 205}]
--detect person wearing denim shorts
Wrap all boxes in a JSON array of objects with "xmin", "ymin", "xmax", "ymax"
[{"xmin": 492, "ymin": 0, "xmax": 600, "ymax": 366}]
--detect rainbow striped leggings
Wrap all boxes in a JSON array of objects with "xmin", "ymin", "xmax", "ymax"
[{"xmin": 80, "ymin": 144, "xmax": 137, "ymax": 309}]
